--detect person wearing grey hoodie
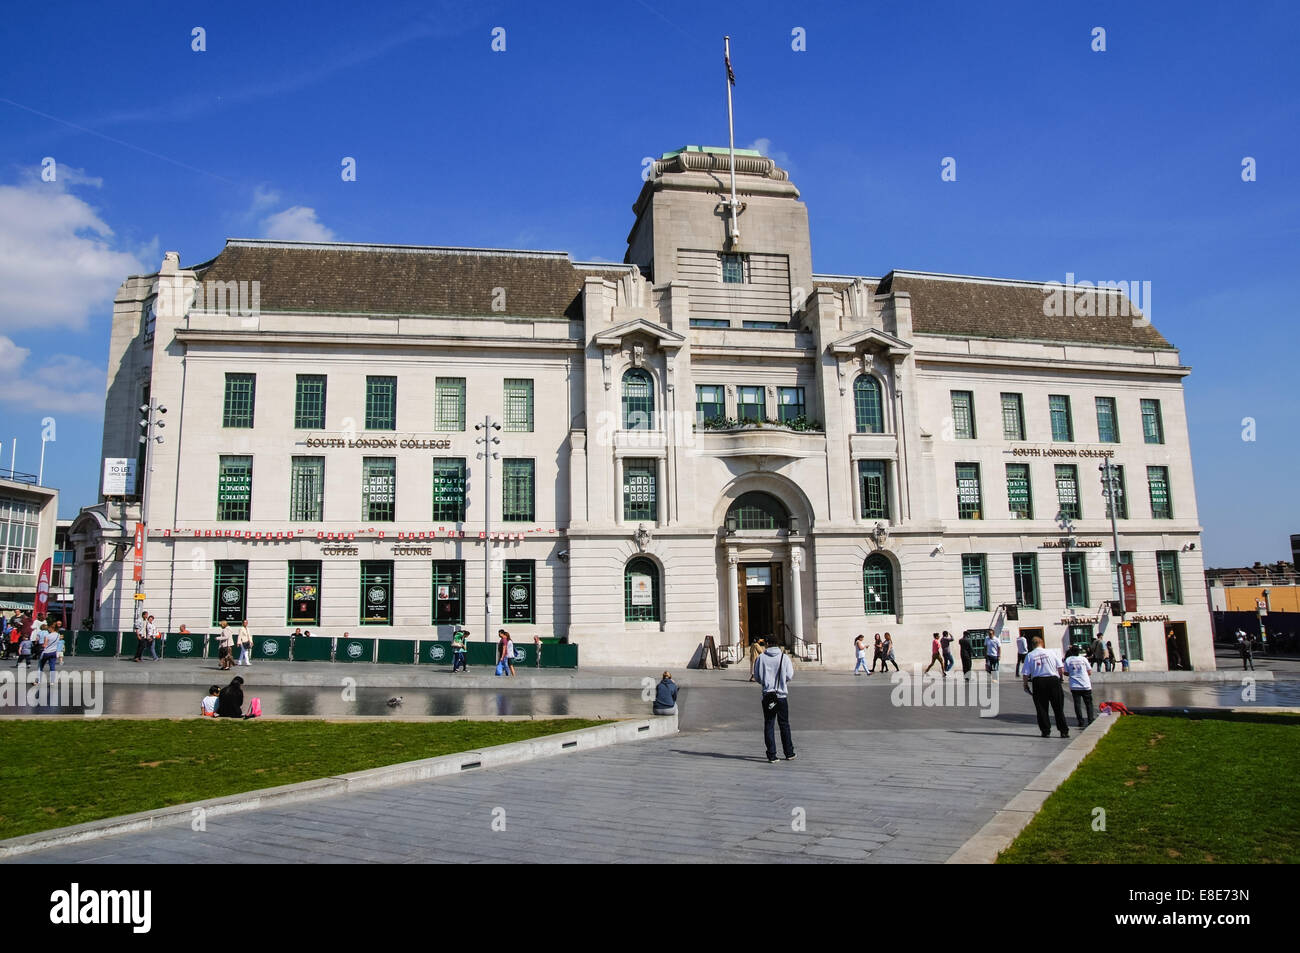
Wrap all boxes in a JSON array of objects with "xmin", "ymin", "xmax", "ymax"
[{"xmin": 753, "ymin": 645, "xmax": 796, "ymax": 763}]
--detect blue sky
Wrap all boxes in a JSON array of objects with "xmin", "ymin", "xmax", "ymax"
[{"xmin": 1, "ymin": 0, "xmax": 1296, "ymax": 566}]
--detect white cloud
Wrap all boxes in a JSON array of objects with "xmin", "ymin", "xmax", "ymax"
[
  {"xmin": 260, "ymin": 205, "xmax": 336, "ymax": 243},
  {"xmin": 745, "ymin": 138, "xmax": 792, "ymax": 170},
  {"xmin": 0, "ymin": 337, "xmax": 103, "ymax": 415},
  {"xmin": 0, "ymin": 169, "xmax": 148, "ymax": 332}
]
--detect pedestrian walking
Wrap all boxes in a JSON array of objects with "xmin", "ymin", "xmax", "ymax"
[
  {"xmin": 237, "ymin": 619, "xmax": 253, "ymax": 666},
  {"xmin": 941, "ymin": 631, "xmax": 955, "ymax": 672},
  {"xmin": 216, "ymin": 621, "xmax": 234, "ymax": 670},
  {"xmin": 533, "ymin": 633, "xmax": 543, "ymax": 668},
  {"xmin": 1089, "ymin": 636, "xmax": 1105, "ymax": 673},
  {"xmin": 984, "ymin": 630, "xmax": 1001, "ymax": 674},
  {"xmin": 145, "ymin": 613, "xmax": 160, "ymax": 660},
  {"xmin": 497, "ymin": 628, "xmax": 516, "ymax": 677},
  {"xmin": 924, "ymin": 632, "xmax": 947, "ymax": 677},
  {"xmin": 853, "ymin": 634, "xmax": 871, "ymax": 675},
  {"xmin": 1063, "ymin": 645, "xmax": 1095, "ymax": 729},
  {"xmin": 1105, "ymin": 641, "xmax": 1116, "ymax": 672},
  {"xmin": 880, "ymin": 632, "xmax": 900, "ymax": 672},
  {"xmin": 1021, "ymin": 636, "xmax": 1069, "ymax": 739},
  {"xmin": 1166, "ymin": 630, "xmax": 1182, "ymax": 671},
  {"xmin": 132, "ymin": 613, "xmax": 147, "ymax": 662},
  {"xmin": 35, "ymin": 621, "xmax": 59, "ymax": 678},
  {"xmin": 958, "ymin": 631, "xmax": 973, "ymax": 680},
  {"xmin": 753, "ymin": 643, "xmax": 795, "ymax": 762},
  {"xmin": 1014, "ymin": 632, "xmax": 1028, "ymax": 676},
  {"xmin": 653, "ymin": 670, "xmax": 678, "ymax": 715},
  {"xmin": 870, "ymin": 633, "xmax": 885, "ymax": 672},
  {"xmin": 1238, "ymin": 630, "xmax": 1255, "ymax": 671},
  {"xmin": 451, "ymin": 627, "xmax": 469, "ymax": 673},
  {"xmin": 747, "ymin": 638, "xmax": 765, "ymax": 682}
]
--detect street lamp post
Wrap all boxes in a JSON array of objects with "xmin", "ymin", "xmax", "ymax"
[
  {"xmin": 1100, "ymin": 459, "xmax": 1125, "ymax": 624},
  {"xmin": 136, "ymin": 400, "xmax": 167, "ymax": 629},
  {"xmin": 474, "ymin": 417, "xmax": 501, "ymax": 644}
]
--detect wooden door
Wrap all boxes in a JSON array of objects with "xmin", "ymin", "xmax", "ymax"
[
  {"xmin": 738, "ymin": 568, "xmax": 750, "ymax": 645},
  {"xmin": 773, "ymin": 563, "xmax": 785, "ymax": 646}
]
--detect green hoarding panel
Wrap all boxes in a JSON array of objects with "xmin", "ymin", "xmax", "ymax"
[
  {"xmin": 165, "ymin": 632, "xmax": 205, "ymax": 659},
  {"xmin": 74, "ymin": 631, "xmax": 119, "ymax": 657},
  {"xmin": 376, "ymin": 639, "xmax": 416, "ymax": 665},
  {"xmin": 119, "ymin": 631, "xmax": 140, "ymax": 657},
  {"xmin": 417, "ymin": 640, "xmax": 454, "ymax": 665},
  {"xmin": 335, "ymin": 638, "xmax": 375, "ymax": 663},
  {"xmin": 466, "ymin": 642, "xmax": 498, "ymax": 666},
  {"xmin": 252, "ymin": 635, "xmax": 291, "ymax": 661},
  {"xmin": 291, "ymin": 637, "xmax": 333, "ymax": 661}
]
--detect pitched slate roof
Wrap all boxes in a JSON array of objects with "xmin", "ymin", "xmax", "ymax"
[{"xmin": 194, "ymin": 240, "xmax": 633, "ymax": 319}]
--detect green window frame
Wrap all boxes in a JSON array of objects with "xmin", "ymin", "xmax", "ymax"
[
  {"xmin": 362, "ymin": 457, "xmax": 396, "ymax": 522},
  {"xmin": 863, "ymin": 554, "xmax": 894, "ymax": 615},
  {"xmin": 217, "ymin": 455, "xmax": 252, "ymax": 521},
  {"xmin": 1068, "ymin": 624, "xmax": 1094, "ymax": 652},
  {"xmin": 502, "ymin": 459, "xmax": 535, "ymax": 522},
  {"xmin": 432, "ymin": 458, "xmax": 467, "ymax": 522},
  {"xmin": 622, "ymin": 369, "xmax": 654, "ymax": 430},
  {"xmin": 287, "ymin": 560, "xmax": 321, "ymax": 626},
  {"xmin": 365, "ymin": 376, "xmax": 397, "ymax": 431},
  {"xmin": 1049, "ymin": 395, "xmax": 1073, "ymax": 442},
  {"xmin": 1141, "ymin": 398, "xmax": 1165, "ymax": 444},
  {"xmin": 1157, "ymin": 551, "xmax": 1182, "ymax": 604},
  {"xmin": 1055, "ymin": 464, "xmax": 1081, "ymax": 520},
  {"xmin": 1104, "ymin": 465, "xmax": 1128, "ymax": 520},
  {"xmin": 726, "ymin": 492, "xmax": 787, "ymax": 531},
  {"xmin": 435, "ymin": 377, "xmax": 466, "ymax": 432},
  {"xmin": 778, "ymin": 386, "xmax": 805, "ymax": 424},
  {"xmin": 721, "ymin": 253, "xmax": 745, "ymax": 283},
  {"xmin": 951, "ymin": 390, "xmax": 975, "ymax": 439},
  {"xmin": 1013, "ymin": 553, "xmax": 1040, "ymax": 608},
  {"xmin": 432, "ymin": 560, "xmax": 465, "ymax": 625},
  {"xmin": 696, "ymin": 384, "xmax": 725, "ymax": 424},
  {"xmin": 737, "ymin": 385, "xmax": 765, "ymax": 423},
  {"xmin": 623, "ymin": 459, "xmax": 657, "ymax": 522},
  {"xmin": 212, "ymin": 560, "xmax": 248, "ymax": 624},
  {"xmin": 624, "ymin": 556, "xmax": 661, "ymax": 622},
  {"xmin": 956, "ymin": 463, "xmax": 982, "ymax": 519},
  {"xmin": 503, "ymin": 378, "xmax": 534, "ymax": 432},
  {"xmin": 858, "ymin": 460, "xmax": 890, "ymax": 520},
  {"xmin": 962, "ymin": 554, "xmax": 988, "ymax": 611},
  {"xmin": 1119, "ymin": 623, "xmax": 1144, "ymax": 661},
  {"xmin": 1001, "ymin": 393, "xmax": 1025, "ymax": 441},
  {"xmin": 1148, "ymin": 466, "xmax": 1172, "ymax": 519},
  {"xmin": 854, "ymin": 376, "xmax": 884, "ymax": 433},
  {"xmin": 1063, "ymin": 553, "xmax": 1090, "ymax": 608},
  {"xmin": 1095, "ymin": 396, "xmax": 1119, "ymax": 443},
  {"xmin": 1006, "ymin": 463, "xmax": 1033, "ymax": 519},
  {"xmin": 223, "ymin": 373, "xmax": 255, "ymax": 428},
  {"xmin": 294, "ymin": 375, "xmax": 327, "ymax": 430},
  {"xmin": 289, "ymin": 456, "xmax": 324, "ymax": 521},
  {"xmin": 360, "ymin": 560, "xmax": 393, "ymax": 626},
  {"xmin": 503, "ymin": 559, "xmax": 535, "ymax": 623}
]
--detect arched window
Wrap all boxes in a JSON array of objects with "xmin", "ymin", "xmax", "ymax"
[
  {"xmin": 725, "ymin": 492, "xmax": 790, "ymax": 531},
  {"xmin": 622, "ymin": 369, "xmax": 654, "ymax": 430},
  {"xmin": 625, "ymin": 557, "xmax": 660, "ymax": 622},
  {"xmin": 863, "ymin": 554, "xmax": 894, "ymax": 615},
  {"xmin": 854, "ymin": 375, "xmax": 884, "ymax": 433}
]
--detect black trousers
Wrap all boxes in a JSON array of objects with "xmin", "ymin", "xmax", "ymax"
[
  {"xmin": 1031, "ymin": 676, "xmax": 1069, "ymax": 736},
  {"xmin": 762, "ymin": 695, "xmax": 795, "ymax": 759},
  {"xmin": 1071, "ymin": 688, "xmax": 1095, "ymax": 727}
]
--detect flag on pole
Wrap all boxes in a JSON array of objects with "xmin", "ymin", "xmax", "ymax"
[{"xmin": 725, "ymin": 49, "xmax": 735, "ymax": 85}]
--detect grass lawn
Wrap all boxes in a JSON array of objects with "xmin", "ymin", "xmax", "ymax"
[
  {"xmin": 999, "ymin": 714, "xmax": 1300, "ymax": 864},
  {"xmin": 0, "ymin": 718, "xmax": 604, "ymax": 840}
]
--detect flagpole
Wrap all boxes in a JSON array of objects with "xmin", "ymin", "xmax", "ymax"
[{"xmin": 724, "ymin": 35, "xmax": 740, "ymax": 244}]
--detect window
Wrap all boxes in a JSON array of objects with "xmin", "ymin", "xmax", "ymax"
[
  {"xmin": 624, "ymin": 557, "xmax": 660, "ymax": 622},
  {"xmin": 863, "ymin": 554, "xmax": 894, "ymax": 615},
  {"xmin": 365, "ymin": 376, "xmax": 397, "ymax": 430},
  {"xmin": 1001, "ymin": 393, "xmax": 1025, "ymax": 441},
  {"xmin": 1148, "ymin": 466, "xmax": 1172, "ymax": 519},
  {"xmin": 1049, "ymin": 395, "xmax": 1073, "ymax": 442},
  {"xmin": 362, "ymin": 457, "xmax": 396, "ymax": 522},
  {"xmin": 726, "ymin": 492, "xmax": 788, "ymax": 531},
  {"xmin": 956, "ymin": 463, "xmax": 982, "ymax": 519},
  {"xmin": 1068, "ymin": 624, "xmax": 1094, "ymax": 653},
  {"xmin": 690, "ymin": 318, "xmax": 730, "ymax": 329},
  {"xmin": 1006, "ymin": 464, "xmax": 1033, "ymax": 519},
  {"xmin": 721, "ymin": 253, "xmax": 745, "ymax": 284},
  {"xmin": 858, "ymin": 461, "xmax": 890, "ymax": 520},
  {"xmin": 743, "ymin": 321, "xmax": 787, "ymax": 330},
  {"xmin": 1055, "ymin": 465, "xmax": 1081, "ymax": 520},
  {"xmin": 623, "ymin": 459, "xmax": 657, "ymax": 522},
  {"xmin": 778, "ymin": 386, "xmax": 805, "ymax": 424},
  {"xmin": 502, "ymin": 459, "xmax": 535, "ymax": 522},
  {"xmin": 966, "ymin": 629, "xmax": 989, "ymax": 660},
  {"xmin": 696, "ymin": 384, "xmax": 724, "ymax": 424},
  {"xmin": 951, "ymin": 391, "xmax": 975, "ymax": 439},
  {"xmin": 294, "ymin": 375, "xmax": 326, "ymax": 429},
  {"xmin": 504, "ymin": 378, "xmax": 533, "ymax": 432},
  {"xmin": 1104, "ymin": 465, "xmax": 1128, "ymax": 520},
  {"xmin": 289, "ymin": 456, "xmax": 324, "ymax": 521},
  {"xmin": 212, "ymin": 560, "xmax": 248, "ymax": 624},
  {"xmin": 1095, "ymin": 397, "xmax": 1119, "ymax": 443},
  {"xmin": 1157, "ymin": 551, "xmax": 1183, "ymax": 604},
  {"xmin": 432, "ymin": 560, "xmax": 465, "ymax": 625},
  {"xmin": 360, "ymin": 561, "xmax": 393, "ymax": 625},
  {"xmin": 854, "ymin": 376, "xmax": 884, "ymax": 433},
  {"xmin": 1141, "ymin": 398, "xmax": 1165, "ymax": 444},
  {"xmin": 737, "ymin": 385, "xmax": 765, "ymax": 423},
  {"xmin": 503, "ymin": 559, "xmax": 534, "ymax": 623},
  {"xmin": 622, "ymin": 369, "xmax": 654, "ymax": 430},
  {"xmin": 435, "ymin": 377, "xmax": 466, "ymax": 431},
  {"xmin": 1063, "ymin": 553, "xmax": 1089, "ymax": 608},
  {"xmin": 962, "ymin": 555, "xmax": 987, "ymax": 611},
  {"xmin": 1109, "ymin": 551, "xmax": 1134, "ymax": 600},
  {"xmin": 223, "ymin": 373, "xmax": 255, "ymax": 428},
  {"xmin": 1013, "ymin": 553, "xmax": 1040, "ymax": 608},
  {"xmin": 217, "ymin": 456, "xmax": 252, "ymax": 521},
  {"xmin": 0, "ymin": 497, "xmax": 40, "ymax": 575},
  {"xmin": 287, "ymin": 560, "xmax": 321, "ymax": 625},
  {"xmin": 432, "ymin": 458, "xmax": 467, "ymax": 522},
  {"xmin": 1119, "ymin": 623, "xmax": 1144, "ymax": 662}
]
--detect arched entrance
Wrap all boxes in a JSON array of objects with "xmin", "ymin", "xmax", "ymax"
[{"xmin": 719, "ymin": 490, "xmax": 806, "ymax": 653}]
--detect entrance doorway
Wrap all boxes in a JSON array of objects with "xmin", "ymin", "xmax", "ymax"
[
  {"xmin": 1164, "ymin": 621, "xmax": 1191, "ymax": 671},
  {"xmin": 738, "ymin": 563, "xmax": 784, "ymax": 648}
]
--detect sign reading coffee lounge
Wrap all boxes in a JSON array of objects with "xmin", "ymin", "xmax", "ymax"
[{"xmin": 303, "ymin": 436, "xmax": 454, "ymax": 449}]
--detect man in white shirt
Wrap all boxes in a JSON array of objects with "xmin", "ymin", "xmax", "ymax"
[
  {"xmin": 145, "ymin": 613, "xmax": 159, "ymax": 661},
  {"xmin": 1021, "ymin": 636, "xmax": 1069, "ymax": 738},
  {"xmin": 1063, "ymin": 645, "xmax": 1094, "ymax": 728},
  {"xmin": 1014, "ymin": 633, "xmax": 1028, "ymax": 676},
  {"xmin": 984, "ymin": 631, "xmax": 1001, "ymax": 675}
]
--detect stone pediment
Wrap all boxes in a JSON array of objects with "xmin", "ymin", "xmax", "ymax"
[
  {"xmin": 593, "ymin": 318, "xmax": 685, "ymax": 351},
  {"xmin": 828, "ymin": 327, "xmax": 911, "ymax": 359}
]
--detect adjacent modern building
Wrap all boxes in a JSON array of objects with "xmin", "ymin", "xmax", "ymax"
[
  {"xmin": 73, "ymin": 145, "xmax": 1213, "ymax": 669},
  {"xmin": 0, "ymin": 472, "xmax": 58, "ymax": 613}
]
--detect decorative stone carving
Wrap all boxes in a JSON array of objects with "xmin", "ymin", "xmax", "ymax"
[
  {"xmin": 631, "ymin": 343, "xmax": 645, "ymax": 368},
  {"xmin": 634, "ymin": 522, "xmax": 652, "ymax": 552}
]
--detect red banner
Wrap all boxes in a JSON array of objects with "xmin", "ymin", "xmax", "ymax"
[
  {"xmin": 35, "ymin": 557, "xmax": 52, "ymax": 617},
  {"xmin": 133, "ymin": 523, "xmax": 145, "ymax": 582},
  {"xmin": 1120, "ymin": 562, "xmax": 1137, "ymax": 613}
]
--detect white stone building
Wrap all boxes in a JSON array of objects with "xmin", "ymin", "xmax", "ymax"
[{"xmin": 73, "ymin": 146, "xmax": 1212, "ymax": 670}]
